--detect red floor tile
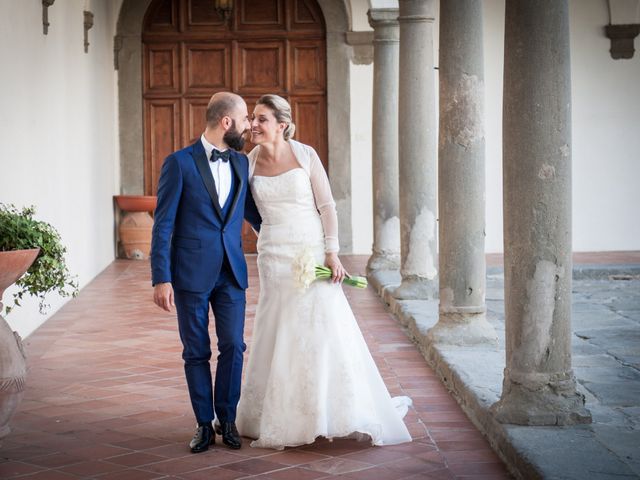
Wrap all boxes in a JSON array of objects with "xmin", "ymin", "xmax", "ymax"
[
  {"xmin": 0, "ymin": 460, "xmax": 46, "ymax": 478},
  {"xmin": 262, "ymin": 449, "xmax": 331, "ymax": 466},
  {"xmin": 302, "ymin": 456, "xmax": 372, "ymax": 475},
  {"xmin": 105, "ymin": 452, "xmax": 166, "ymax": 467},
  {"xmin": 340, "ymin": 465, "xmax": 410, "ymax": 480},
  {"xmin": 222, "ymin": 457, "xmax": 289, "ymax": 475},
  {"xmin": 26, "ymin": 452, "xmax": 85, "ymax": 469},
  {"xmin": 10, "ymin": 471, "xmax": 79, "ymax": 480},
  {"xmin": 252, "ymin": 466, "xmax": 328, "ymax": 479},
  {"xmin": 178, "ymin": 466, "xmax": 247, "ymax": 480},
  {"xmin": 58, "ymin": 459, "xmax": 126, "ymax": 476}
]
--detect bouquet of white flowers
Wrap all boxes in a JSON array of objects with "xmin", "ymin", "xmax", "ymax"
[{"xmin": 291, "ymin": 247, "xmax": 368, "ymax": 290}]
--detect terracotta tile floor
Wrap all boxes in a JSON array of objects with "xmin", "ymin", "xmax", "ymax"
[{"xmin": 0, "ymin": 256, "xmax": 511, "ymax": 479}]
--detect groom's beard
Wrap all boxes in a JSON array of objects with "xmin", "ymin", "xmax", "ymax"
[{"xmin": 224, "ymin": 120, "xmax": 246, "ymax": 151}]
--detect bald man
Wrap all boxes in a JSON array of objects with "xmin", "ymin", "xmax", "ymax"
[{"xmin": 151, "ymin": 92, "xmax": 261, "ymax": 453}]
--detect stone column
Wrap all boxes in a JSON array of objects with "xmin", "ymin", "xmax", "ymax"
[
  {"xmin": 428, "ymin": 0, "xmax": 497, "ymax": 345},
  {"xmin": 491, "ymin": 0, "xmax": 591, "ymax": 425},
  {"xmin": 394, "ymin": 0, "xmax": 438, "ymax": 300},
  {"xmin": 367, "ymin": 9, "xmax": 401, "ymax": 273}
]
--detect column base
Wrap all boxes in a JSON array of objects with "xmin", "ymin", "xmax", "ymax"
[
  {"xmin": 392, "ymin": 275, "xmax": 437, "ymax": 300},
  {"xmin": 427, "ymin": 311, "xmax": 498, "ymax": 346},
  {"xmin": 491, "ymin": 370, "xmax": 592, "ymax": 426},
  {"xmin": 366, "ymin": 251, "xmax": 400, "ymax": 273}
]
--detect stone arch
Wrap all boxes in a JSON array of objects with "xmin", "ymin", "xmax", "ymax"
[{"xmin": 114, "ymin": 0, "xmax": 354, "ymax": 251}]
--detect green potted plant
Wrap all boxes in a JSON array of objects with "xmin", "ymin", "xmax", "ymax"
[{"xmin": 0, "ymin": 203, "xmax": 78, "ymax": 439}]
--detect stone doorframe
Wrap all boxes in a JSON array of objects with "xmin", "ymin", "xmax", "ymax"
[{"xmin": 114, "ymin": 0, "xmax": 354, "ymax": 252}]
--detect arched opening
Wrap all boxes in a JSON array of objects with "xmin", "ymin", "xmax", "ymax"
[{"xmin": 116, "ymin": 0, "xmax": 355, "ymax": 251}]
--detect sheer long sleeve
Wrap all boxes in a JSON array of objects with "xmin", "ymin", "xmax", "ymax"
[{"xmin": 307, "ymin": 146, "xmax": 339, "ymax": 253}]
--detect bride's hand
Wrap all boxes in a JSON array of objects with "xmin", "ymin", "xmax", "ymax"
[{"xmin": 325, "ymin": 253, "xmax": 348, "ymax": 283}]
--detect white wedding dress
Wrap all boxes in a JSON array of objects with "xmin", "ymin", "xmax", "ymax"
[{"xmin": 236, "ymin": 140, "xmax": 412, "ymax": 450}]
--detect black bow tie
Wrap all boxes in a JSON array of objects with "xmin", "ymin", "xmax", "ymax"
[{"xmin": 211, "ymin": 149, "xmax": 230, "ymax": 163}]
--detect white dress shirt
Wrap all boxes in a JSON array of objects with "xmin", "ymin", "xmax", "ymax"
[{"xmin": 201, "ymin": 134, "xmax": 232, "ymax": 208}]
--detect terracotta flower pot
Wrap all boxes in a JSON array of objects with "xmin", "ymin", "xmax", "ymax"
[
  {"xmin": 114, "ymin": 195, "xmax": 157, "ymax": 260},
  {"xmin": 114, "ymin": 195, "xmax": 157, "ymax": 213},
  {"xmin": 0, "ymin": 248, "xmax": 39, "ymax": 440}
]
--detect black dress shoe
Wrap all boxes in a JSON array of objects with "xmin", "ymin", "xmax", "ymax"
[
  {"xmin": 214, "ymin": 421, "xmax": 242, "ymax": 449},
  {"xmin": 189, "ymin": 423, "xmax": 215, "ymax": 453}
]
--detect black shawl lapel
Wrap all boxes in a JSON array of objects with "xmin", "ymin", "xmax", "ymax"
[
  {"xmin": 225, "ymin": 151, "xmax": 245, "ymax": 224},
  {"xmin": 191, "ymin": 140, "xmax": 223, "ymax": 221}
]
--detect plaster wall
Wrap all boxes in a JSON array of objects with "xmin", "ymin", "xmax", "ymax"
[
  {"xmin": 483, "ymin": 0, "xmax": 505, "ymax": 254},
  {"xmin": 351, "ymin": 0, "xmax": 373, "ymax": 31},
  {"xmin": 369, "ymin": 0, "xmax": 398, "ymax": 9},
  {"xmin": 569, "ymin": 0, "xmax": 640, "ymax": 251},
  {"xmin": 350, "ymin": 63, "xmax": 374, "ymax": 254},
  {"xmin": 0, "ymin": 0, "xmax": 120, "ymax": 337}
]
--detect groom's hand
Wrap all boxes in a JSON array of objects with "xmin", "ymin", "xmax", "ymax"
[{"xmin": 154, "ymin": 282, "xmax": 175, "ymax": 312}]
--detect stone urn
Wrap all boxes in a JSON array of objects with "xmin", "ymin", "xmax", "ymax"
[
  {"xmin": 0, "ymin": 248, "xmax": 39, "ymax": 439},
  {"xmin": 114, "ymin": 195, "xmax": 157, "ymax": 260}
]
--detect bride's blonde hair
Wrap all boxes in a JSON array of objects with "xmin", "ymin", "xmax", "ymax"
[{"xmin": 256, "ymin": 94, "xmax": 296, "ymax": 141}]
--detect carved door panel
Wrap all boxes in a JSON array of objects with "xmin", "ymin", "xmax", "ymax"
[{"xmin": 143, "ymin": 0, "xmax": 327, "ymax": 253}]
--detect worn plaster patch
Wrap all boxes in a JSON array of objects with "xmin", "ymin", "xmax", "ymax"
[
  {"xmin": 538, "ymin": 163, "xmax": 556, "ymax": 179},
  {"xmin": 377, "ymin": 215, "xmax": 401, "ymax": 252},
  {"xmin": 560, "ymin": 144, "xmax": 570, "ymax": 157},
  {"xmin": 440, "ymin": 287, "xmax": 454, "ymax": 309},
  {"xmin": 442, "ymin": 73, "xmax": 485, "ymax": 149},
  {"xmin": 517, "ymin": 260, "xmax": 559, "ymax": 367},
  {"xmin": 405, "ymin": 208, "xmax": 438, "ymax": 279}
]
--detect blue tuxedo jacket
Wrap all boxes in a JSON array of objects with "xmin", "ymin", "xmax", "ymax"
[{"xmin": 151, "ymin": 140, "xmax": 261, "ymax": 292}]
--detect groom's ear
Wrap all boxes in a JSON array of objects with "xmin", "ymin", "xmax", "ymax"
[{"xmin": 221, "ymin": 116, "xmax": 232, "ymax": 130}]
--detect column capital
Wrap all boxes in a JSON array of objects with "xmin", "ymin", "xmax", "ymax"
[
  {"xmin": 345, "ymin": 31, "xmax": 374, "ymax": 65},
  {"xmin": 398, "ymin": 0, "xmax": 436, "ymax": 23},
  {"xmin": 368, "ymin": 8, "xmax": 399, "ymax": 43},
  {"xmin": 368, "ymin": 8, "xmax": 399, "ymax": 27}
]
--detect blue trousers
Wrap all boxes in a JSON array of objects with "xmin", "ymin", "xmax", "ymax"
[{"xmin": 174, "ymin": 262, "xmax": 246, "ymax": 424}]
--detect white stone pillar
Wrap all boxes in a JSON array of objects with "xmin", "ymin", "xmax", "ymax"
[
  {"xmin": 428, "ymin": 0, "xmax": 497, "ymax": 345},
  {"xmin": 394, "ymin": 0, "xmax": 438, "ymax": 300},
  {"xmin": 367, "ymin": 8, "xmax": 401, "ymax": 274},
  {"xmin": 491, "ymin": 0, "xmax": 591, "ymax": 425}
]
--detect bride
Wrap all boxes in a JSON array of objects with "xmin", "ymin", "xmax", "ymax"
[{"xmin": 236, "ymin": 94, "xmax": 412, "ymax": 450}]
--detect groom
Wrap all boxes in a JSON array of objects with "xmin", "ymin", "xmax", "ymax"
[{"xmin": 151, "ymin": 92, "xmax": 261, "ymax": 453}]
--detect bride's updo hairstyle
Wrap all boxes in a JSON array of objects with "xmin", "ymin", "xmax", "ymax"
[{"xmin": 256, "ymin": 94, "xmax": 296, "ymax": 141}]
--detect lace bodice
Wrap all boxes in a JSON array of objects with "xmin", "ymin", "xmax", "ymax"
[
  {"xmin": 251, "ymin": 169, "xmax": 319, "ymax": 227},
  {"xmin": 248, "ymin": 140, "xmax": 339, "ymax": 253}
]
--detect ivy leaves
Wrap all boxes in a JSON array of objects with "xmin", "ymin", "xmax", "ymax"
[{"xmin": 0, "ymin": 204, "xmax": 79, "ymax": 315}]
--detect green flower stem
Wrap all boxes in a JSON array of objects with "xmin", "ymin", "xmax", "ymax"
[{"xmin": 313, "ymin": 265, "xmax": 367, "ymax": 288}]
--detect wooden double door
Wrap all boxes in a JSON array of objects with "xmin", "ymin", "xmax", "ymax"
[{"xmin": 142, "ymin": 0, "xmax": 327, "ymax": 252}]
